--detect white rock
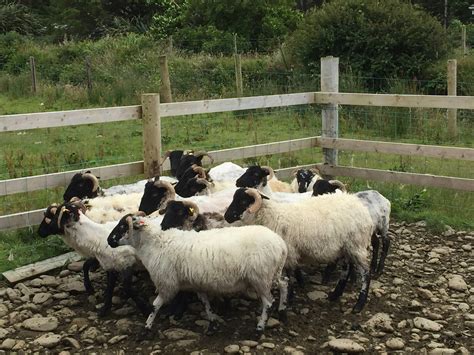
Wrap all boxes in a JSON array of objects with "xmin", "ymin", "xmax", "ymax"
[
  {"xmin": 108, "ymin": 335, "xmax": 127, "ymax": 344},
  {"xmin": 240, "ymin": 340, "xmax": 258, "ymax": 347},
  {"xmin": 428, "ymin": 348, "xmax": 456, "ymax": 354},
  {"xmin": 307, "ymin": 290, "xmax": 327, "ymax": 301},
  {"xmin": 6, "ymin": 288, "xmax": 20, "ymax": 301},
  {"xmin": 22, "ymin": 317, "xmax": 59, "ymax": 332},
  {"xmin": 386, "ymin": 337, "xmax": 405, "ymax": 350},
  {"xmin": 266, "ymin": 317, "xmax": 280, "ymax": 329},
  {"xmin": 224, "ymin": 344, "xmax": 240, "ymax": 353},
  {"xmin": 328, "ymin": 339, "xmax": 365, "ymax": 353},
  {"xmin": 0, "ymin": 328, "xmax": 9, "ymax": 340},
  {"xmin": 0, "ymin": 338, "xmax": 16, "ymax": 350},
  {"xmin": 163, "ymin": 328, "xmax": 200, "ymax": 340},
  {"xmin": 33, "ymin": 293, "xmax": 51, "ymax": 304},
  {"xmin": 448, "ymin": 275, "xmax": 468, "ymax": 292},
  {"xmin": 33, "ymin": 333, "xmax": 62, "ymax": 348},
  {"xmin": 365, "ymin": 313, "xmax": 394, "ymax": 332},
  {"xmin": 262, "ymin": 342, "xmax": 276, "ymax": 349},
  {"xmin": 0, "ymin": 304, "xmax": 8, "ymax": 318},
  {"xmin": 283, "ymin": 346, "xmax": 305, "ymax": 355},
  {"xmin": 59, "ymin": 280, "xmax": 85, "ymax": 293},
  {"xmin": 413, "ymin": 317, "xmax": 443, "ymax": 332}
]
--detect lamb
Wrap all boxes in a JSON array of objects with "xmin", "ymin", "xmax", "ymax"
[
  {"xmin": 224, "ymin": 188, "xmax": 375, "ymax": 313},
  {"xmin": 38, "ymin": 199, "xmax": 152, "ymax": 317},
  {"xmin": 107, "ymin": 214, "xmax": 289, "ymax": 333},
  {"xmin": 290, "ymin": 168, "xmax": 322, "ymax": 193}
]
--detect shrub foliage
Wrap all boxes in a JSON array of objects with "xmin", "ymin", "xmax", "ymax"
[{"xmin": 286, "ymin": 0, "xmax": 447, "ymax": 79}]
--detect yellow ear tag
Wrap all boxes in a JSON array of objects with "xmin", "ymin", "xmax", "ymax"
[{"xmin": 189, "ymin": 207, "xmax": 194, "ymax": 214}]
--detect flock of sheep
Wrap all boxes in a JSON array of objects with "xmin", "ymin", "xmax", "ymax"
[{"xmin": 37, "ymin": 150, "xmax": 391, "ymax": 336}]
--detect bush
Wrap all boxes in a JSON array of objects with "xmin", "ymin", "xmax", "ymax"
[{"xmin": 286, "ymin": 0, "xmax": 447, "ymax": 80}]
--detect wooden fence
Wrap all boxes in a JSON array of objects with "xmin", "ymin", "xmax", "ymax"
[{"xmin": 1, "ymin": 57, "xmax": 473, "ymax": 231}]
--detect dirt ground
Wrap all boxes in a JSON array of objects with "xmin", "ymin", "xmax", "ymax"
[{"xmin": 0, "ymin": 220, "xmax": 472, "ymax": 354}]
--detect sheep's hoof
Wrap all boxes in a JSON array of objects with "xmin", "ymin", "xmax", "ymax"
[
  {"xmin": 254, "ymin": 327, "xmax": 264, "ymax": 339},
  {"xmin": 327, "ymin": 292, "xmax": 340, "ymax": 302},
  {"xmin": 205, "ymin": 320, "xmax": 219, "ymax": 335},
  {"xmin": 351, "ymin": 304, "xmax": 364, "ymax": 314},
  {"xmin": 278, "ymin": 310, "xmax": 288, "ymax": 324}
]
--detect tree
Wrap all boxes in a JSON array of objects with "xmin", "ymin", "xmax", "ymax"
[
  {"xmin": 412, "ymin": 0, "xmax": 473, "ymax": 25},
  {"xmin": 286, "ymin": 0, "xmax": 447, "ymax": 79},
  {"xmin": 0, "ymin": 1, "xmax": 44, "ymax": 35}
]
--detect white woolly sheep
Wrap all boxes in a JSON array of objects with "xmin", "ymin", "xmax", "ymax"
[
  {"xmin": 39, "ymin": 200, "xmax": 152, "ymax": 316},
  {"xmin": 107, "ymin": 215, "xmax": 289, "ymax": 333},
  {"xmin": 224, "ymin": 188, "xmax": 375, "ymax": 313}
]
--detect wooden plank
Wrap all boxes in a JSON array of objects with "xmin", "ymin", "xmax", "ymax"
[
  {"xmin": 315, "ymin": 164, "xmax": 474, "ymax": 191},
  {"xmin": 317, "ymin": 138, "xmax": 474, "ymax": 161},
  {"xmin": 314, "ymin": 92, "xmax": 474, "ymax": 110},
  {"xmin": 0, "ymin": 105, "xmax": 142, "ymax": 132},
  {"xmin": 2, "ymin": 251, "xmax": 81, "ymax": 284},
  {"xmin": 160, "ymin": 93, "xmax": 316, "ymax": 117},
  {"xmin": 208, "ymin": 137, "xmax": 319, "ymax": 163},
  {"xmin": 0, "ymin": 161, "xmax": 144, "ymax": 197}
]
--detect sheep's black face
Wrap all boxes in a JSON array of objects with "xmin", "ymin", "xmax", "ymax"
[
  {"xmin": 139, "ymin": 181, "xmax": 168, "ymax": 215},
  {"xmin": 63, "ymin": 172, "xmax": 99, "ymax": 201},
  {"xmin": 108, "ymin": 214, "xmax": 133, "ymax": 248},
  {"xmin": 236, "ymin": 166, "xmax": 268, "ymax": 188},
  {"xmin": 57, "ymin": 202, "xmax": 82, "ymax": 230},
  {"xmin": 175, "ymin": 177, "xmax": 207, "ymax": 198},
  {"xmin": 160, "ymin": 201, "xmax": 194, "ymax": 230},
  {"xmin": 168, "ymin": 150, "xmax": 185, "ymax": 177},
  {"xmin": 224, "ymin": 188, "xmax": 255, "ymax": 223},
  {"xmin": 176, "ymin": 154, "xmax": 201, "ymax": 180},
  {"xmin": 37, "ymin": 204, "xmax": 61, "ymax": 238},
  {"xmin": 296, "ymin": 169, "xmax": 315, "ymax": 193},
  {"xmin": 312, "ymin": 179, "xmax": 338, "ymax": 196}
]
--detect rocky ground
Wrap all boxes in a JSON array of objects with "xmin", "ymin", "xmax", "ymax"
[{"xmin": 0, "ymin": 220, "xmax": 472, "ymax": 354}]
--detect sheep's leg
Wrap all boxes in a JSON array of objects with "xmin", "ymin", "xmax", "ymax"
[
  {"xmin": 294, "ymin": 268, "xmax": 305, "ymax": 287},
  {"xmin": 197, "ymin": 292, "xmax": 219, "ymax": 334},
  {"xmin": 321, "ymin": 261, "xmax": 338, "ymax": 285},
  {"xmin": 327, "ymin": 262, "xmax": 353, "ymax": 301},
  {"xmin": 145, "ymin": 294, "xmax": 166, "ymax": 330},
  {"xmin": 277, "ymin": 276, "xmax": 289, "ymax": 323},
  {"xmin": 256, "ymin": 293, "xmax": 274, "ymax": 332},
  {"xmin": 375, "ymin": 220, "xmax": 390, "ymax": 278},
  {"xmin": 98, "ymin": 271, "xmax": 117, "ymax": 317},
  {"xmin": 83, "ymin": 258, "xmax": 99, "ymax": 295},
  {"xmin": 121, "ymin": 268, "xmax": 153, "ymax": 316},
  {"xmin": 352, "ymin": 262, "xmax": 371, "ymax": 313},
  {"xmin": 370, "ymin": 233, "xmax": 380, "ymax": 275}
]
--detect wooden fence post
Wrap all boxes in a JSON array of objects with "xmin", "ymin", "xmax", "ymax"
[
  {"xmin": 141, "ymin": 93, "xmax": 162, "ymax": 177},
  {"xmin": 462, "ymin": 25, "xmax": 467, "ymax": 55},
  {"xmin": 159, "ymin": 55, "xmax": 173, "ymax": 103},
  {"xmin": 234, "ymin": 34, "xmax": 243, "ymax": 97},
  {"xmin": 320, "ymin": 56, "xmax": 339, "ymax": 177},
  {"xmin": 29, "ymin": 56, "xmax": 37, "ymax": 94},
  {"xmin": 85, "ymin": 56, "xmax": 93, "ymax": 93},
  {"xmin": 447, "ymin": 59, "xmax": 457, "ymax": 139}
]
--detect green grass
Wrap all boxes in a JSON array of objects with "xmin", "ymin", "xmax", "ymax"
[{"xmin": 1, "ymin": 89, "xmax": 473, "ymax": 274}]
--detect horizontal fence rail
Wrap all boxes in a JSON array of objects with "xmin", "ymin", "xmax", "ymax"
[{"xmin": 317, "ymin": 138, "xmax": 474, "ymax": 161}]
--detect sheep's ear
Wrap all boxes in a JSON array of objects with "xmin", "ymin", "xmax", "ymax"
[{"xmin": 158, "ymin": 208, "xmax": 166, "ymax": 215}]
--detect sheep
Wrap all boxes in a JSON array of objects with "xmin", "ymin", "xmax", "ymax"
[
  {"xmin": 224, "ymin": 188, "xmax": 375, "ymax": 313},
  {"xmin": 139, "ymin": 178, "xmax": 235, "ymax": 215},
  {"xmin": 107, "ymin": 214, "xmax": 289, "ymax": 333},
  {"xmin": 62, "ymin": 170, "xmax": 177, "ymax": 199},
  {"xmin": 38, "ymin": 199, "xmax": 152, "ymax": 317},
  {"xmin": 208, "ymin": 162, "xmax": 246, "ymax": 182},
  {"xmin": 290, "ymin": 168, "xmax": 322, "ymax": 193},
  {"xmin": 312, "ymin": 179, "xmax": 347, "ymax": 196},
  {"xmin": 161, "ymin": 150, "xmax": 214, "ymax": 179}
]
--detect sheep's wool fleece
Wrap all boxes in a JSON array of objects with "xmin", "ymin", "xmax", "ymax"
[
  {"xmin": 209, "ymin": 162, "xmax": 246, "ymax": 182},
  {"xmin": 242, "ymin": 193, "xmax": 374, "ymax": 268},
  {"xmin": 85, "ymin": 192, "xmax": 142, "ymax": 224},
  {"xmin": 64, "ymin": 213, "xmax": 137, "ymax": 271},
  {"xmin": 129, "ymin": 224, "xmax": 287, "ymax": 297},
  {"xmin": 268, "ymin": 177, "xmax": 293, "ymax": 193}
]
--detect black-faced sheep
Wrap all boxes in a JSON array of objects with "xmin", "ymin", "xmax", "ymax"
[
  {"xmin": 224, "ymin": 188, "xmax": 375, "ymax": 313},
  {"xmin": 290, "ymin": 168, "xmax": 322, "ymax": 193},
  {"xmin": 107, "ymin": 214, "xmax": 289, "ymax": 333}
]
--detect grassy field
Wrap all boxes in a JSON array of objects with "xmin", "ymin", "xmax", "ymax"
[{"xmin": 1, "ymin": 89, "xmax": 473, "ymax": 274}]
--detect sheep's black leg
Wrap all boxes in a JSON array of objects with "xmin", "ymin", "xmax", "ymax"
[
  {"xmin": 294, "ymin": 268, "xmax": 305, "ymax": 287},
  {"xmin": 375, "ymin": 234, "xmax": 390, "ymax": 278},
  {"xmin": 328, "ymin": 262, "xmax": 353, "ymax": 301},
  {"xmin": 352, "ymin": 264, "xmax": 371, "ymax": 313},
  {"xmin": 370, "ymin": 233, "xmax": 380, "ymax": 275},
  {"xmin": 83, "ymin": 258, "xmax": 99, "ymax": 295},
  {"xmin": 321, "ymin": 262, "xmax": 338, "ymax": 285},
  {"xmin": 98, "ymin": 271, "xmax": 117, "ymax": 317},
  {"xmin": 121, "ymin": 268, "xmax": 153, "ymax": 316},
  {"xmin": 286, "ymin": 269, "xmax": 296, "ymax": 303}
]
